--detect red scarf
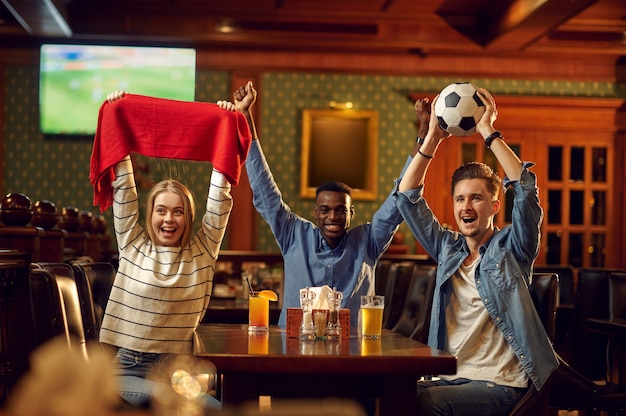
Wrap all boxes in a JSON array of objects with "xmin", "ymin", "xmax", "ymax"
[{"xmin": 89, "ymin": 94, "xmax": 252, "ymax": 212}]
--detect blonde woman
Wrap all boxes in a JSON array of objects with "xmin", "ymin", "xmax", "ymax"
[{"xmin": 99, "ymin": 91, "xmax": 235, "ymax": 409}]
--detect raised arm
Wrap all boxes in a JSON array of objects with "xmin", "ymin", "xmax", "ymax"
[
  {"xmin": 410, "ymin": 98, "xmax": 431, "ymax": 157},
  {"xmin": 398, "ymin": 95, "xmax": 450, "ymax": 192},
  {"xmin": 217, "ymin": 81, "xmax": 258, "ymax": 140},
  {"xmin": 234, "ymin": 81, "xmax": 258, "ymax": 140},
  {"xmin": 475, "ymin": 88, "xmax": 522, "ymax": 181}
]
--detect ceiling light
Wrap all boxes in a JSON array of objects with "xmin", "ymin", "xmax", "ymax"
[{"xmin": 216, "ymin": 20, "xmax": 237, "ymax": 33}]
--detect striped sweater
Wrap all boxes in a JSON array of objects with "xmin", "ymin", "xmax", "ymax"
[{"xmin": 99, "ymin": 156, "xmax": 232, "ymax": 354}]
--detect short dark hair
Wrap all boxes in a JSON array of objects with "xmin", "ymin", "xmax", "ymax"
[
  {"xmin": 450, "ymin": 162, "xmax": 501, "ymax": 198},
  {"xmin": 315, "ymin": 181, "xmax": 352, "ymax": 199}
]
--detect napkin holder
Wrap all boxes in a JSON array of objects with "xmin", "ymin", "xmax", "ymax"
[{"xmin": 286, "ymin": 307, "xmax": 350, "ymax": 339}]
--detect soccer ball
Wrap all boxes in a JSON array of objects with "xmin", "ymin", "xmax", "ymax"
[{"xmin": 434, "ymin": 82, "xmax": 486, "ymax": 137}]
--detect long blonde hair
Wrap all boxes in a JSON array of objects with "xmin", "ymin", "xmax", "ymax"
[{"xmin": 144, "ymin": 179, "xmax": 195, "ymax": 247}]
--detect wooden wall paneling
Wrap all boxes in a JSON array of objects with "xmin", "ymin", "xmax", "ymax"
[
  {"xmin": 411, "ymin": 138, "xmax": 456, "ymax": 256},
  {"xmin": 613, "ymin": 124, "xmax": 626, "ymax": 268},
  {"xmin": 525, "ymin": 131, "xmax": 550, "ymax": 266},
  {"xmin": 194, "ymin": 49, "xmax": 623, "ymax": 82},
  {"xmin": 226, "ymin": 72, "xmax": 260, "ymax": 251},
  {"xmin": 0, "ymin": 63, "xmax": 5, "ymax": 197}
]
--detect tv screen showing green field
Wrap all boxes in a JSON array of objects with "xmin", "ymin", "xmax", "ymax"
[{"xmin": 39, "ymin": 44, "xmax": 196, "ymax": 135}]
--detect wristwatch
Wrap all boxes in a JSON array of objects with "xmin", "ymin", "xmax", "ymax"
[{"xmin": 484, "ymin": 131, "xmax": 502, "ymax": 148}]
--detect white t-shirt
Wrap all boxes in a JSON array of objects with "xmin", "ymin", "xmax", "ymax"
[{"xmin": 441, "ymin": 257, "xmax": 528, "ymax": 388}]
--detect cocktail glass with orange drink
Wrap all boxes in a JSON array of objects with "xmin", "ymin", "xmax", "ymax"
[
  {"xmin": 359, "ymin": 295, "xmax": 384, "ymax": 339},
  {"xmin": 248, "ymin": 289, "xmax": 278, "ymax": 333}
]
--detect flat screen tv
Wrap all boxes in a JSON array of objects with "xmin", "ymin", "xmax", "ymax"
[{"xmin": 39, "ymin": 44, "xmax": 196, "ymax": 135}]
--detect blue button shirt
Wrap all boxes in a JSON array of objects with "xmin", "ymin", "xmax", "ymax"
[
  {"xmin": 246, "ymin": 140, "xmax": 410, "ymax": 327},
  {"xmin": 394, "ymin": 162, "xmax": 558, "ymax": 391}
]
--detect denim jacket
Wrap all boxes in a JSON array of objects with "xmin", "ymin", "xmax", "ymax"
[{"xmin": 394, "ymin": 162, "xmax": 558, "ymax": 391}]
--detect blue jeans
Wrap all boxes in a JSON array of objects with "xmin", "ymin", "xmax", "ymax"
[
  {"xmin": 416, "ymin": 378, "xmax": 527, "ymax": 415},
  {"xmin": 115, "ymin": 347, "xmax": 222, "ymax": 410}
]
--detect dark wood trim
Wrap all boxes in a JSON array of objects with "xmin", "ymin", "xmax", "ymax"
[
  {"xmin": 0, "ymin": 63, "xmax": 4, "ymax": 196},
  {"xmin": 225, "ymin": 72, "xmax": 260, "ymax": 250}
]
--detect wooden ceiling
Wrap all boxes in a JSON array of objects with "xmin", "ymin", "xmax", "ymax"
[{"xmin": 0, "ymin": 0, "xmax": 625, "ymax": 60}]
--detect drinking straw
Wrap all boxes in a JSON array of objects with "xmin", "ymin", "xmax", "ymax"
[{"xmin": 246, "ymin": 277, "xmax": 254, "ymax": 296}]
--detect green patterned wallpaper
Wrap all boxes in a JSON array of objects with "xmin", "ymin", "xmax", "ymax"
[{"xmin": 3, "ymin": 65, "xmax": 625, "ymax": 253}]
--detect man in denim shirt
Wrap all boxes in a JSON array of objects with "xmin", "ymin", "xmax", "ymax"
[
  {"xmin": 220, "ymin": 81, "xmax": 425, "ymax": 328},
  {"xmin": 394, "ymin": 89, "xmax": 558, "ymax": 415}
]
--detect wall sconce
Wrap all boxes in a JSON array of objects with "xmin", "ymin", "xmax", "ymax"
[{"xmin": 328, "ymin": 101, "xmax": 354, "ymax": 110}]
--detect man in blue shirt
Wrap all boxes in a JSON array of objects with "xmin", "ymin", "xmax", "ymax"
[
  {"xmin": 219, "ymin": 81, "xmax": 424, "ymax": 328},
  {"xmin": 394, "ymin": 88, "xmax": 558, "ymax": 415}
]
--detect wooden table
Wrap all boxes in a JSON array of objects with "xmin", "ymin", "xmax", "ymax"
[{"xmin": 193, "ymin": 324, "xmax": 456, "ymax": 415}]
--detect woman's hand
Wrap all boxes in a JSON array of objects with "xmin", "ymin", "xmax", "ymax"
[
  {"xmin": 106, "ymin": 90, "xmax": 126, "ymax": 103},
  {"xmin": 216, "ymin": 100, "xmax": 236, "ymax": 111}
]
